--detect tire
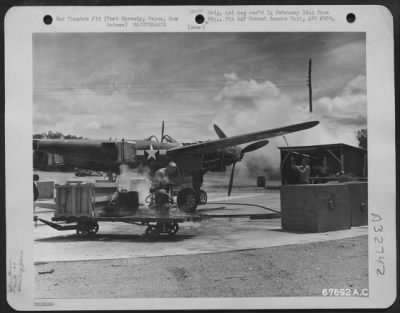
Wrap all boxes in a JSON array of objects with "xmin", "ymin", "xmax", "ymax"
[
  {"xmin": 177, "ymin": 188, "xmax": 197, "ymax": 213},
  {"xmin": 77, "ymin": 221, "xmax": 98, "ymax": 237},
  {"xmin": 199, "ymin": 189, "xmax": 207, "ymax": 205},
  {"xmin": 76, "ymin": 223, "xmax": 89, "ymax": 237},
  {"xmin": 88, "ymin": 222, "xmax": 99, "ymax": 235},
  {"xmin": 167, "ymin": 223, "xmax": 179, "ymax": 236},
  {"xmin": 145, "ymin": 226, "xmax": 160, "ymax": 241}
]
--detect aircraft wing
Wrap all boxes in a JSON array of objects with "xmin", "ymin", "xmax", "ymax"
[{"xmin": 167, "ymin": 121, "xmax": 319, "ymax": 154}]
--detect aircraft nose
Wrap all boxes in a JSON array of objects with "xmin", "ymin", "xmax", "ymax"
[
  {"xmin": 223, "ymin": 146, "xmax": 242, "ymax": 163},
  {"xmin": 233, "ymin": 146, "xmax": 243, "ymax": 161}
]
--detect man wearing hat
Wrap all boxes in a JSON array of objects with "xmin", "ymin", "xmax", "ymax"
[
  {"xmin": 295, "ymin": 157, "xmax": 311, "ymax": 184},
  {"xmin": 153, "ymin": 161, "xmax": 178, "ymax": 192}
]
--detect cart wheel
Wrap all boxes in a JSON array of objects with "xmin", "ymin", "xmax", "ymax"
[
  {"xmin": 199, "ymin": 190, "xmax": 207, "ymax": 205},
  {"xmin": 88, "ymin": 222, "xmax": 99, "ymax": 235},
  {"xmin": 167, "ymin": 223, "xmax": 179, "ymax": 236},
  {"xmin": 76, "ymin": 223, "xmax": 90, "ymax": 237},
  {"xmin": 177, "ymin": 188, "xmax": 197, "ymax": 213},
  {"xmin": 145, "ymin": 225, "xmax": 160, "ymax": 241}
]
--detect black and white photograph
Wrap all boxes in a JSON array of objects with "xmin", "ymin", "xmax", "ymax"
[
  {"xmin": 32, "ymin": 30, "xmax": 369, "ymax": 295},
  {"xmin": 5, "ymin": 5, "xmax": 396, "ymax": 310}
]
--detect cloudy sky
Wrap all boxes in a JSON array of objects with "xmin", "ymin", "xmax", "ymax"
[{"xmin": 33, "ymin": 32, "xmax": 366, "ymax": 174}]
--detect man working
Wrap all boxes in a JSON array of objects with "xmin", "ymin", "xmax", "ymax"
[
  {"xmin": 150, "ymin": 162, "xmax": 179, "ymax": 214},
  {"xmin": 290, "ymin": 156, "xmax": 311, "ymax": 184},
  {"xmin": 152, "ymin": 161, "xmax": 178, "ymax": 192},
  {"xmin": 33, "ymin": 174, "xmax": 39, "ymax": 219}
]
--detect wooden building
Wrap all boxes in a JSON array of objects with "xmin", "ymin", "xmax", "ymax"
[
  {"xmin": 279, "ymin": 143, "xmax": 367, "ymax": 185},
  {"xmin": 33, "ymin": 151, "xmax": 64, "ymax": 170}
]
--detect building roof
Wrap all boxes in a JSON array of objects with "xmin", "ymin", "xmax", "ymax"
[{"xmin": 278, "ymin": 143, "xmax": 367, "ymax": 152}]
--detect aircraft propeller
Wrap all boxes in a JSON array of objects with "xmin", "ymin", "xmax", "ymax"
[
  {"xmin": 228, "ymin": 161, "xmax": 236, "ymax": 196},
  {"xmin": 213, "ymin": 124, "xmax": 227, "ymax": 139},
  {"xmin": 241, "ymin": 140, "xmax": 269, "ymax": 154},
  {"xmin": 226, "ymin": 140, "xmax": 269, "ymax": 196},
  {"xmin": 161, "ymin": 120, "xmax": 165, "ymax": 142},
  {"xmin": 214, "ymin": 124, "xmax": 270, "ymax": 196}
]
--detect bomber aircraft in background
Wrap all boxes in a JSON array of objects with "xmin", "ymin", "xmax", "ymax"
[{"xmin": 33, "ymin": 120, "xmax": 319, "ymax": 210}]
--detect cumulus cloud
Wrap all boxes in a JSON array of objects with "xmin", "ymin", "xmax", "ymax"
[
  {"xmin": 74, "ymin": 115, "xmax": 123, "ymax": 131},
  {"xmin": 343, "ymin": 75, "xmax": 366, "ymax": 95},
  {"xmin": 216, "ymin": 79, "xmax": 281, "ymax": 103},
  {"xmin": 314, "ymin": 75, "xmax": 367, "ymax": 126},
  {"xmin": 328, "ymin": 41, "xmax": 366, "ymax": 71},
  {"xmin": 34, "ymin": 89, "xmax": 143, "ymax": 136},
  {"xmin": 223, "ymin": 72, "xmax": 238, "ymax": 81},
  {"xmin": 213, "ymin": 74, "xmax": 306, "ymax": 132}
]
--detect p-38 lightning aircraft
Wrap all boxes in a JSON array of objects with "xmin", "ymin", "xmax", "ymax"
[{"xmin": 33, "ymin": 120, "xmax": 319, "ymax": 211}]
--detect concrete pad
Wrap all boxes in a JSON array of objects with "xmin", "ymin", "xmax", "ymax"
[
  {"xmin": 34, "ymin": 191, "xmax": 367, "ymax": 263},
  {"xmin": 35, "ymin": 199, "xmax": 56, "ymax": 210}
]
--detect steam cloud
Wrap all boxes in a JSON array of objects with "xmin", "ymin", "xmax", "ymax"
[
  {"xmin": 116, "ymin": 164, "xmax": 152, "ymax": 205},
  {"xmin": 212, "ymin": 74, "xmax": 367, "ymax": 180}
]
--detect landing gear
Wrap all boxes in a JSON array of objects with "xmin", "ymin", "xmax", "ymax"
[
  {"xmin": 192, "ymin": 172, "xmax": 205, "ymax": 207},
  {"xmin": 145, "ymin": 222, "xmax": 179, "ymax": 240},
  {"xmin": 76, "ymin": 221, "xmax": 99, "ymax": 237},
  {"xmin": 177, "ymin": 188, "xmax": 197, "ymax": 213}
]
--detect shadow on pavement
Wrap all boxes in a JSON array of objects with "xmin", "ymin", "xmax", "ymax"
[{"xmin": 35, "ymin": 233, "xmax": 196, "ymax": 243}]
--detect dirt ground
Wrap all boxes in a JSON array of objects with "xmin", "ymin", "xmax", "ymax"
[{"xmin": 35, "ymin": 235, "xmax": 368, "ymax": 299}]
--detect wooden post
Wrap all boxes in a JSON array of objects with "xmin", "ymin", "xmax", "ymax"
[
  {"xmin": 363, "ymin": 153, "xmax": 367, "ymax": 177},
  {"xmin": 340, "ymin": 147, "xmax": 344, "ymax": 172},
  {"xmin": 307, "ymin": 59, "xmax": 312, "ymax": 112},
  {"xmin": 281, "ymin": 151, "xmax": 290, "ymax": 185}
]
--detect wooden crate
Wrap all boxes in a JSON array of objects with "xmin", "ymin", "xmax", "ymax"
[
  {"xmin": 55, "ymin": 183, "xmax": 94, "ymax": 218},
  {"xmin": 281, "ymin": 183, "xmax": 352, "ymax": 232},
  {"xmin": 347, "ymin": 182, "xmax": 368, "ymax": 226}
]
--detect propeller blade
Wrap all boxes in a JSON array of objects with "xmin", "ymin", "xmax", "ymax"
[
  {"xmin": 213, "ymin": 124, "xmax": 227, "ymax": 138},
  {"xmin": 228, "ymin": 162, "xmax": 236, "ymax": 196},
  {"xmin": 161, "ymin": 120, "xmax": 165, "ymax": 142},
  {"xmin": 242, "ymin": 140, "xmax": 269, "ymax": 154}
]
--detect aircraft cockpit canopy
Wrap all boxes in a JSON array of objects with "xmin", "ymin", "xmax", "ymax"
[
  {"xmin": 161, "ymin": 134, "xmax": 177, "ymax": 143},
  {"xmin": 145, "ymin": 135, "xmax": 159, "ymax": 142},
  {"xmin": 144, "ymin": 134, "xmax": 178, "ymax": 143}
]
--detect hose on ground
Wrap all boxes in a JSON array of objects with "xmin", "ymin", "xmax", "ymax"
[{"xmin": 205, "ymin": 202, "xmax": 280, "ymax": 214}]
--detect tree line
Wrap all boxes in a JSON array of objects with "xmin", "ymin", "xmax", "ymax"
[{"xmin": 33, "ymin": 131, "xmax": 87, "ymax": 139}]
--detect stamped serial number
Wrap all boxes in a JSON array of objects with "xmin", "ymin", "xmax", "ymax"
[{"xmin": 322, "ymin": 288, "xmax": 369, "ymax": 297}]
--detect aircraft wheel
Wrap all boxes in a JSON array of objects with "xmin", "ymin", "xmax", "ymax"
[
  {"xmin": 177, "ymin": 188, "xmax": 197, "ymax": 213},
  {"xmin": 199, "ymin": 189, "xmax": 207, "ymax": 205},
  {"xmin": 145, "ymin": 225, "xmax": 160, "ymax": 241},
  {"xmin": 167, "ymin": 223, "xmax": 179, "ymax": 236}
]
